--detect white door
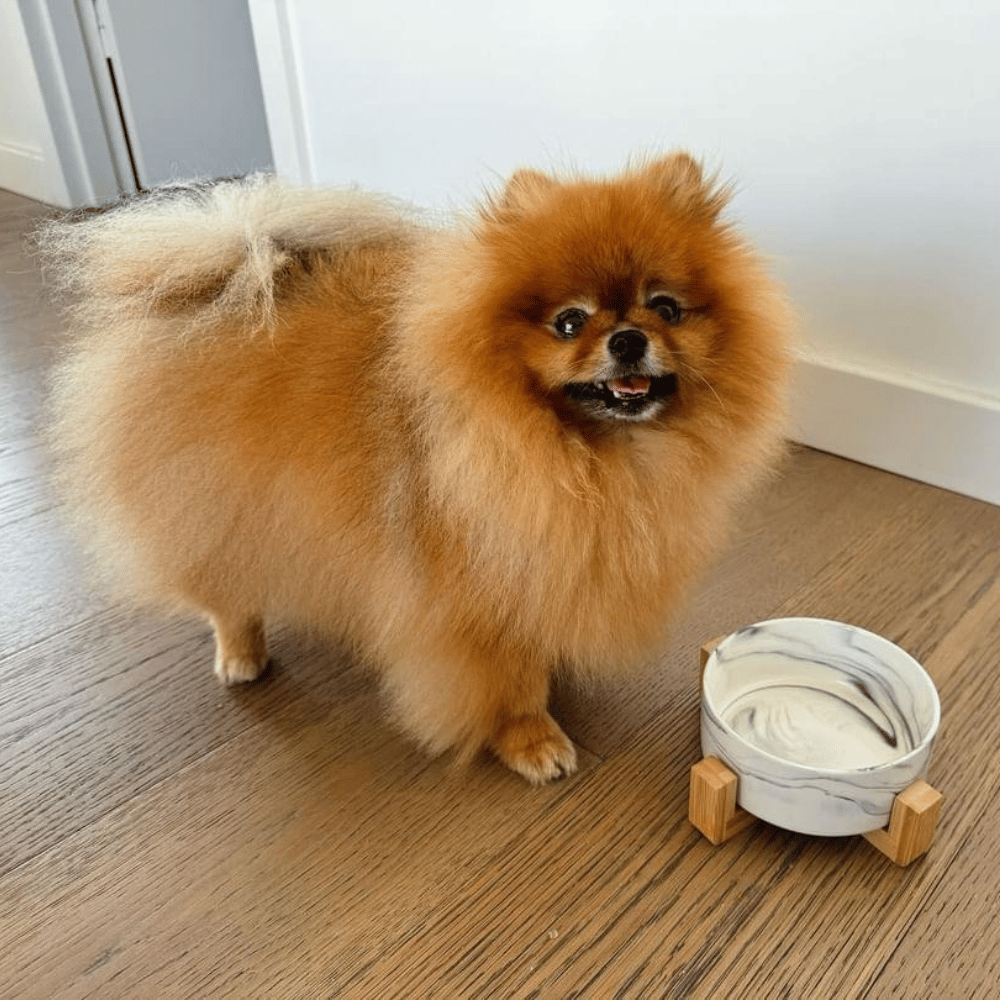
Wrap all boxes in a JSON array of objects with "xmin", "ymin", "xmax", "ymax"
[{"xmin": 86, "ymin": 0, "xmax": 272, "ymax": 189}]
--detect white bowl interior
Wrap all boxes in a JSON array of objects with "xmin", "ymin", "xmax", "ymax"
[{"xmin": 703, "ymin": 619, "xmax": 940, "ymax": 774}]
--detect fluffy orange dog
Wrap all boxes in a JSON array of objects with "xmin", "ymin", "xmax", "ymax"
[{"xmin": 43, "ymin": 154, "xmax": 791, "ymax": 783}]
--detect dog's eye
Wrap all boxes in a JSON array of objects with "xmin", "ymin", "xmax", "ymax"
[
  {"xmin": 648, "ymin": 295, "xmax": 683, "ymax": 325},
  {"xmin": 553, "ymin": 308, "xmax": 589, "ymax": 339}
]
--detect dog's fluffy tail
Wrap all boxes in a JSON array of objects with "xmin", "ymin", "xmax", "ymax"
[{"xmin": 38, "ymin": 173, "xmax": 423, "ymax": 337}]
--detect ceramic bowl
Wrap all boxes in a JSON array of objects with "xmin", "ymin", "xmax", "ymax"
[{"xmin": 700, "ymin": 618, "xmax": 940, "ymax": 837}]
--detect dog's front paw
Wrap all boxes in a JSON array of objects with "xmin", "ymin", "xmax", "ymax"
[
  {"xmin": 490, "ymin": 712, "xmax": 578, "ymax": 785},
  {"xmin": 214, "ymin": 653, "xmax": 268, "ymax": 685},
  {"xmin": 210, "ymin": 614, "xmax": 268, "ymax": 686}
]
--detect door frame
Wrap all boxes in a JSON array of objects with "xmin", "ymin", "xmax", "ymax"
[{"xmin": 17, "ymin": 0, "xmax": 137, "ymax": 206}]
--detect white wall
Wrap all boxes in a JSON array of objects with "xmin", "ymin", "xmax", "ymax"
[
  {"xmin": 0, "ymin": 3, "xmax": 70, "ymax": 206},
  {"xmin": 253, "ymin": 2, "xmax": 1000, "ymax": 504}
]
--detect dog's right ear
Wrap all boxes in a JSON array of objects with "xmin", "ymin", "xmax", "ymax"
[{"xmin": 644, "ymin": 152, "xmax": 730, "ymax": 222}]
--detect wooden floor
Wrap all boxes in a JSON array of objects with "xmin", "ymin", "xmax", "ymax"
[{"xmin": 2, "ymin": 186, "xmax": 998, "ymax": 999}]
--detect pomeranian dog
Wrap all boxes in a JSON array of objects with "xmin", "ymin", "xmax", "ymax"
[{"xmin": 42, "ymin": 154, "xmax": 791, "ymax": 783}]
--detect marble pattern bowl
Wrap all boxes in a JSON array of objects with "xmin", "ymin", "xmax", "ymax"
[{"xmin": 700, "ymin": 618, "xmax": 941, "ymax": 837}]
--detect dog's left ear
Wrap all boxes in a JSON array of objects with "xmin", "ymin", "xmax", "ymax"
[
  {"xmin": 489, "ymin": 168, "xmax": 557, "ymax": 218},
  {"xmin": 646, "ymin": 151, "xmax": 704, "ymax": 187},
  {"xmin": 644, "ymin": 152, "xmax": 730, "ymax": 221}
]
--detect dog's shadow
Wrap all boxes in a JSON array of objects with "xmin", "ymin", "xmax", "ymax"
[{"xmin": 218, "ymin": 623, "xmax": 452, "ymax": 783}]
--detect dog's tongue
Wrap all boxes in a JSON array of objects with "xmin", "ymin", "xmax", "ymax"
[{"xmin": 608, "ymin": 376, "xmax": 651, "ymax": 397}]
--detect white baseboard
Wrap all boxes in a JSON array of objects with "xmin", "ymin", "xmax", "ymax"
[
  {"xmin": 790, "ymin": 357, "xmax": 1000, "ymax": 507},
  {"xmin": 0, "ymin": 137, "xmax": 65, "ymax": 205}
]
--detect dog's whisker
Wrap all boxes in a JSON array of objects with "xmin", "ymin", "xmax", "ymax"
[{"xmin": 682, "ymin": 365, "xmax": 728, "ymax": 417}]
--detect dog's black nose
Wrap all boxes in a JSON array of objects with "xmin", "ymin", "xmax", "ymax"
[{"xmin": 608, "ymin": 330, "xmax": 647, "ymax": 364}]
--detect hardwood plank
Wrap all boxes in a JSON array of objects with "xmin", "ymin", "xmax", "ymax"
[
  {"xmin": 0, "ymin": 506, "xmax": 102, "ymax": 654},
  {"xmin": 329, "ymin": 473, "xmax": 1000, "ymax": 998},
  {"xmin": 2, "ymin": 613, "xmax": 365, "ymax": 874},
  {"xmin": 860, "ymin": 584, "xmax": 1000, "ymax": 999},
  {"xmin": 0, "ymin": 678, "xmax": 600, "ymax": 1000},
  {"xmin": 0, "ymin": 436, "xmax": 52, "ymax": 524}
]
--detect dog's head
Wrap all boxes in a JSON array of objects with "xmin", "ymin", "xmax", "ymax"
[{"xmin": 460, "ymin": 154, "xmax": 790, "ymax": 438}]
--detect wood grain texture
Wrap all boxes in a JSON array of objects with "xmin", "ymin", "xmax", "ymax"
[{"xmin": 2, "ymin": 188, "xmax": 999, "ymax": 998}]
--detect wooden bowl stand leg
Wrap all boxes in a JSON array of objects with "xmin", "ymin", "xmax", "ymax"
[
  {"xmin": 861, "ymin": 781, "xmax": 944, "ymax": 866},
  {"xmin": 688, "ymin": 756, "xmax": 757, "ymax": 845},
  {"xmin": 691, "ymin": 639, "xmax": 943, "ymax": 866}
]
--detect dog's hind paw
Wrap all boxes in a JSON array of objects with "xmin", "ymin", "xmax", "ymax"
[{"xmin": 490, "ymin": 712, "xmax": 579, "ymax": 785}]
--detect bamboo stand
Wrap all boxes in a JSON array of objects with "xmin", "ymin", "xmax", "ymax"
[{"xmin": 690, "ymin": 640, "xmax": 943, "ymax": 866}]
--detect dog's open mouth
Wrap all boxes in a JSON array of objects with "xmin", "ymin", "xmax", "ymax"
[{"xmin": 564, "ymin": 372, "xmax": 678, "ymax": 420}]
